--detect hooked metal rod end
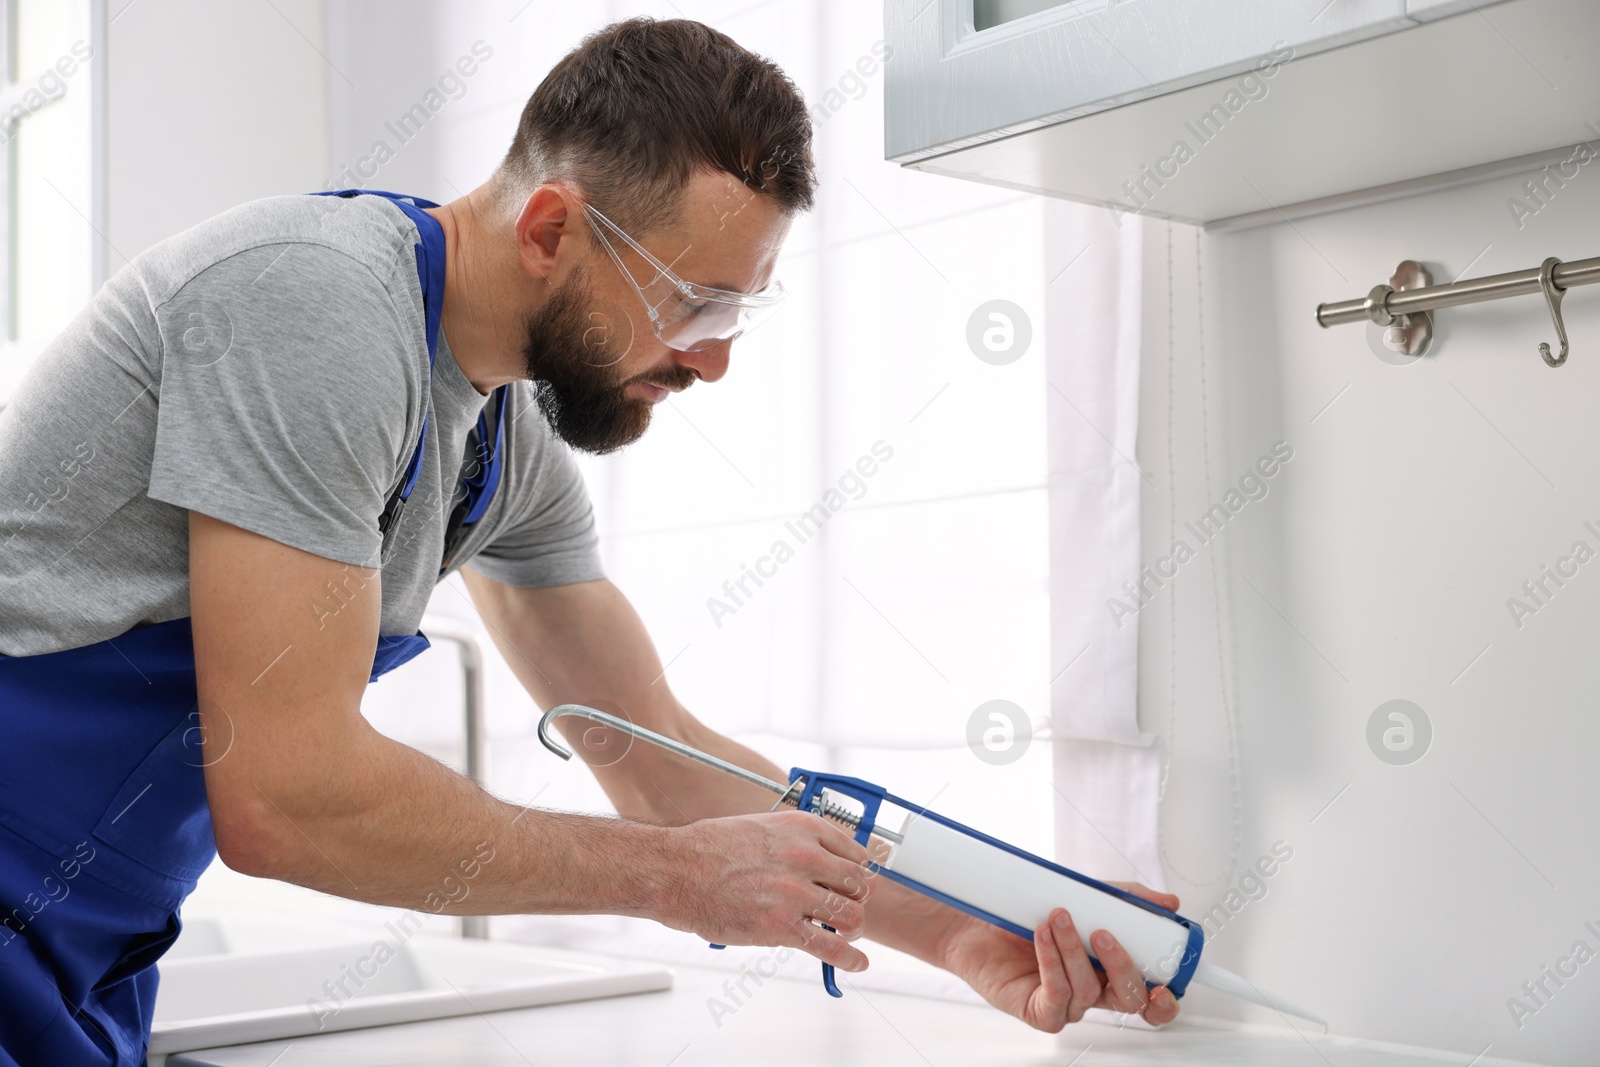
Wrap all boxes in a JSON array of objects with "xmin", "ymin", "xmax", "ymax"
[
  {"xmin": 536, "ymin": 704, "xmax": 794, "ymax": 799},
  {"xmin": 537, "ymin": 703, "xmax": 590, "ymax": 760}
]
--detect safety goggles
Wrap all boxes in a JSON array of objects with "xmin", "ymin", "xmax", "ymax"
[{"xmin": 582, "ymin": 202, "xmax": 785, "ymax": 352}]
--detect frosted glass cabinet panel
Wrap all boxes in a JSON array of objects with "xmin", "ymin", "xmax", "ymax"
[
  {"xmin": 881, "ymin": 0, "xmax": 1600, "ymax": 225},
  {"xmin": 972, "ymin": 0, "xmax": 1070, "ymax": 31},
  {"xmin": 884, "ymin": 0, "xmax": 1415, "ymax": 164}
]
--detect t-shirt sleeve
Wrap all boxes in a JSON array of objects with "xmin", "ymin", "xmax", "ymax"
[
  {"xmin": 464, "ymin": 402, "xmax": 605, "ymax": 588},
  {"xmin": 146, "ymin": 242, "xmax": 414, "ymax": 568}
]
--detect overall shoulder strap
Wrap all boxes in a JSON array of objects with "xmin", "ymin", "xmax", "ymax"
[
  {"xmin": 309, "ymin": 189, "xmax": 446, "ymax": 533},
  {"xmin": 306, "ymin": 189, "xmax": 509, "ymax": 568}
]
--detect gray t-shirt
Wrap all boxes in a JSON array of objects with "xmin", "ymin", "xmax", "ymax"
[{"xmin": 0, "ymin": 192, "xmax": 603, "ymax": 658}]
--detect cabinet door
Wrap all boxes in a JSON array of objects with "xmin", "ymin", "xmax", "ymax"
[{"xmin": 885, "ymin": 0, "xmax": 1411, "ymax": 162}]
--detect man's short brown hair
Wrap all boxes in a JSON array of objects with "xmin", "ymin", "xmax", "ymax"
[{"xmin": 493, "ymin": 17, "xmax": 816, "ymax": 235}]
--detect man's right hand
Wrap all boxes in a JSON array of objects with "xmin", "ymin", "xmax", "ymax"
[{"xmin": 650, "ymin": 810, "xmax": 875, "ymax": 973}]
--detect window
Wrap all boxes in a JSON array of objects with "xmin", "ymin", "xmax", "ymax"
[{"xmin": 0, "ymin": 0, "xmax": 102, "ymax": 403}]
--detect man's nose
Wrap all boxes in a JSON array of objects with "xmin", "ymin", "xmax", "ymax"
[{"xmin": 675, "ymin": 339, "xmax": 732, "ymax": 383}]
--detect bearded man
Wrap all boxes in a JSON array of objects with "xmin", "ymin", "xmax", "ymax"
[{"xmin": 0, "ymin": 18, "xmax": 1178, "ymax": 1066}]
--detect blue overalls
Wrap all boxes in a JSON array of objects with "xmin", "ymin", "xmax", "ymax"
[{"xmin": 0, "ymin": 190, "xmax": 506, "ymax": 1066}]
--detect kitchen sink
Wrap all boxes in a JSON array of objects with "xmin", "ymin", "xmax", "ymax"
[{"xmin": 152, "ymin": 913, "xmax": 673, "ymax": 1057}]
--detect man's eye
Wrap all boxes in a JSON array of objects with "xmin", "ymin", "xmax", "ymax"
[{"xmin": 669, "ymin": 291, "xmax": 708, "ymax": 317}]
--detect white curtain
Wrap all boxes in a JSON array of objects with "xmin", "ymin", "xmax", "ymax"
[{"xmin": 1045, "ymin": 201, "xmax": 1165, "ymax": 892}]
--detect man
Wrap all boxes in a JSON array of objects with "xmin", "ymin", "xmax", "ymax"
[{"xmin": 0, "ymin": 17, "xmax": 1179, "ymax": 1064}]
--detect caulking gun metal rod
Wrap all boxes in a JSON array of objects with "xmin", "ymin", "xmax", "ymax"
[
  {"xmin": 538, "ymin": 704, "xmax": 791, "ymax": 795},
  {"xmin": 537, "ymin": 704, "xmax": 905, "ymax": 844},
  {"xmin": 1316, "ymin": 254, "xmax": 1600, "ymax": 326}
]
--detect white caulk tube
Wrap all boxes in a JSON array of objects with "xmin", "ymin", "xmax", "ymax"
[{"xmin": 884, "ymin": 813, "xmax": 1326, "ymax": 1028}]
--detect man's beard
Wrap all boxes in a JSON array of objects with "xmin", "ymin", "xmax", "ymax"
[{"xmin": 521, "ymin": 262, "xmax": 696, "ymax": 454}]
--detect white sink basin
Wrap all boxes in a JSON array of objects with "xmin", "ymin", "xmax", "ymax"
[
  {"xmin": 161, "ymin": 913, "xmax": 362, "ymax": 961},
  {"xmin": 152, "ymin": 916, "xmax": 673, "ymax": 1056}
]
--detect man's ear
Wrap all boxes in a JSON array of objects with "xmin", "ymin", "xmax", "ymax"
[{"xmin": 513, "ymin": 184, "xmax": 576, "ymax": 283}]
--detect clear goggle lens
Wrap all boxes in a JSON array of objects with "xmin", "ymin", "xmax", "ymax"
[
  {"xmin": 585, "ymin": 203, "xmax": 785, "ymax": 353},
  {"xmin": 636, "ymin": 277, "xmax": 786, "ymax": 352}
]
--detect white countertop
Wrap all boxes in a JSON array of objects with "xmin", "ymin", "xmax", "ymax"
[{"xmin": 168, "ymin": 957, "xmax": 1512, "ymax": 1067}]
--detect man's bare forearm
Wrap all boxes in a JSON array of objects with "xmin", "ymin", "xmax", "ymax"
[
  {"xmin": 212, "ymin": 707, "xmax": 876, "ymax": 975},
  {"xmin": 210, "ymin": 712, "xmax": 678, "ymax": 920}
]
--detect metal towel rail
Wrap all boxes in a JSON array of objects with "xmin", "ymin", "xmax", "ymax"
[{"xmin": 1317, "ymin": 254, "xmax": 1600, "ymax": 367}]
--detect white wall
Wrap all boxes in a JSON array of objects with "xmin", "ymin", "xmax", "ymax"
[
  {"xmin": 1140, "ymin": 162, "xmax": 1600, "ymax": 1063},
  {"xmin": 106, "ymin": 0, "xmax": 329, "ymax": 263}
]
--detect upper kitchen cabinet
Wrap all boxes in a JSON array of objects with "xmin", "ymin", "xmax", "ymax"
[{"xmin": 885, "ymin": 0, "xmax": 1600, "ymax": 226}]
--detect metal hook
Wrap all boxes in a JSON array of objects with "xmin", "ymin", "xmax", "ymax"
[{"xmin": 1537, "ymin": 256, "xmax": 1569, "ymax": 368}]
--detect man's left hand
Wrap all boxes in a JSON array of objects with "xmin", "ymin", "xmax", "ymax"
[{"xmin": 938, "ymin": 882, "xmax": 1183, "ymax": 1033}]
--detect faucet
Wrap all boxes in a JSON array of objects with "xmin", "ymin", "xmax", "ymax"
[{"xmin": 419, "ymin": 614, "xmax": 490, "ymax": 941}]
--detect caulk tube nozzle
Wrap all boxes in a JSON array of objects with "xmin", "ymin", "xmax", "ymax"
[{"xmin": 1191, "ymin": 961, "xmax": 1328, "ymax": 1031}]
